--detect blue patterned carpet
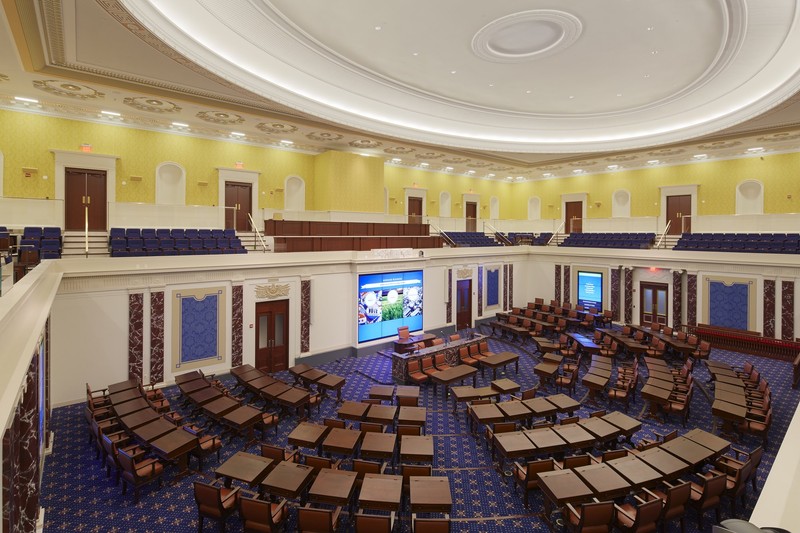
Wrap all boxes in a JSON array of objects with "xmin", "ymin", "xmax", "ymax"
[{"xmin": 42, "ymin": 328, "xmax": 800, "ymax": 532}]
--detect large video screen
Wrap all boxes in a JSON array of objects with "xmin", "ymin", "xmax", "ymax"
[
  {"xmin": 577, "ymin": 271, "xmax": 603, "ymax": 311},
  {"xmin": 357, "ymin": 270, "xmax": 423, "ymax": 343}
]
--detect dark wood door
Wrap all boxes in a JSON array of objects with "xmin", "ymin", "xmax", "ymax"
[
  {"xmin": 666, "ymin": 195, "xmax": 692, "ymax": 235},
  {"xmin": 255, "ymin": 299, "xmax": 289, "ymax": 373},
  {"xmin": 565, "ymin": 201, "xmax": 583, "ymax": 233},
  {"xmin": 408, "ymin": 196, "xmax": 423, "ymax": 224},
  {"xmin": 640, "ymin": 282, "xmax": 668, "ymax": 325},
  {"xmin": 65, "ymin": 168, "xmax": 107, "ymax": 231},
  {"xmin": 225, "ymin": 182, "xmax": 252, "ymax": 231},
  {"xmin": 456, "ymin": 279, "xmax": 472, "ymax": 330},
  {"xmin": 465, "ymin": 202, "xmax": 477, "ymax": 232}
]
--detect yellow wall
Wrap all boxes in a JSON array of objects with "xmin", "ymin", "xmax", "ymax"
[
  {"xmin": 312, "ymin": 151, "xmax": 384, "ymax": 212},
  {"xmin": 3, "ymin": 109, "xmax": 800, "ymax": 219}
]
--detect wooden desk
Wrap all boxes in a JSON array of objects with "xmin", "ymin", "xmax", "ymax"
[
  {"xmin": 230, "ymin": 364, "xmax": 255, "ymax": 377},
  {"xmin": 275, "ymin": 387, "xmax": 310, "ymax": 418},
  {"xmin": 360, "ymin": 432, "xmax": 397, "ymax": 464},
  {"xmin": 316, "ymin": 374, "xmax": 346, "ymax": 402},
  {"xmin": 134, "ymin": 419, "xmax": 176, "ymax": 442},
  {"xmin": 573, "ymin": 463, "xmax": 631, "ymax": 500},
  {"xmin": 397, "ymin": 406, "xmax": 427, "ymax": 429},
  {"xmin": 496, "ymin": 400, "xmax": 532, "ymax": 422},
  {"xmin": 552, "ymin": 424, "xmax": 595, "ymax": 451},
  {"xmin": 188, "ymin": 387, "xmax": 223, "ymax": 406},
  {"xmin": 523, "ymin": 428, "xmax": 567, "ymax": 455},
  {"xmin": 641, "ymin": 384, "xmax": 672, "ymax": 417},
  {"xmin": 261, "ymin": 462, "xmax": 315, "ymax": 500},
  {"xmin": 298, "ymin": 368, "xmax": 327, "ymax": 385},
  {"xmin": 262, "ymin": 382, "xmax": 292, "ymax": 401},
  {"xmin": 108, "ymin": 378, "xmax": 139, "ymax": 394},
  {"xmin": 109, "ymin": 389, "xmax": 141, "ymax": 405},
  {"xmin": 203, "ymin": 396, "xmax": 240, "ymax": 420},
  {"xmin": 322, "ymin": 428, "xmax": 363, "ymax": 456},
  {"xmin": 683, "ymin": 428, "xmax": 731, "ymax": 457},
  {"xmin": 288, "ymin": 363, "xmax": 313, "ymax": 380},
  {"xmin": 634, "ymin": 448, "xmax": 690, "ymax": 480},
  {"xmin": 577, "ymin": 417, "xmax": 621, "ymax": 444},
  {"xmin": 287, "ymin": 422, "xmax": 330, "ymax": 454},
  {"xmin": 522, "ymin": 397, "xmax": 559, "ymax": 420},
  {"xmin": 451, "ymin": 386, "xmax": 499, "ymax": 414},
  {"xmin": 715, "ymin": 388, "xmax": 747, "ymax": 407},
  {"xmin": 606, "ymin": 455, "xmax": 661, "ymax": 490},
  {"xmin": 120, "ymin": 409, "xmax": 160, "ymax": 430},
  {"xmin": 491, "ymin": 378, "xmax": 521, "ymax": 398},
  {"xmin": 429, "ymin": 364, "xmax": 478, "ymax": 396},
  {"xmin": 247, "ymin": 375, "xmax": 278, "ymax": 391},
  {"xmin": 494, "ymin": 431, "xmax": 537, "ymax": 471},
  {"xmin": 338, "ymin": 401, "xmax": 370, "ymax": 421},
  {"xmin": 469, "ymin": 403, "xmax": 505, "ymax": 433},
  {"xmin": 369, "ymin": 384, "xmax": 396, "ymax": 401},
  {"xmin": 395, "ymin": 385, "xmax": 420, "ymax": 403},
  {"xmin": 179, "ymin": 378, "xmax": 211, "ymax": 395},
  {"xmin": 660, "ymin": 437, "xmax": 715, "ymax": 467},
  {"xmin": 546, "ymin": 394, "xmax": 581, "ymax": 416},
  {"xmin": 150, "ymin": 430, "xmax": 198, "ymax": 477},
  {"xmin": 365, "ymin": 405, "xmax": 398, "ymax": 426},
  {"xmin": 582, "ymin": 373, "xmax": 609, "ymax": 402},
  {"xmin": 222, "ymin": 405, "xmax": 263, "ymax": 445},
  {"xmin": 409, "ymin": 476, "xmax": 452, "ymax": 513},
  {"xmin": 113, "ymin": 397, "xmax": 150, "ymax": 417},
  {"xmin": 534, "ymin": 362, "xmax": 561, "ymax": 388},
  {"xmin": 308, "ymin": 469, "xmax": 358, "ymax": 506},
  {"xmin": 602, "ymin": 411, "xmax": 642, "ymax": 445},
  {"xmin": 400, "ymin": 435, "xmax": 434, "ymax": 463},
  {"xmin": 359, "ymin": 473, "xmax": 403, "ymax": 512},
  {"xmin": 235, "ymin": 369, "xmax": 264, "ymax": 384},
  {"xmin": 538, "ymin": 469, "xmax": 594, "ymax": 526},
  {"xmin": 480, "ymin": 352, "xmax": 520, "ymax": 380},
  {"xmin": 394, "ymin": 333, "xmax": 437, "ymax": 354},
  {"xmin": 215, "ymin": 451, "xmax": 274, "ymax": 488}
]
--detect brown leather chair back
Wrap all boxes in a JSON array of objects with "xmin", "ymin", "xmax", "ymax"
[
  {"xmin": 193, "ymin": 481, "xmax": 226, "ymax": 519},
  {"xmin": 398, "ymin": 395, "xmax": 419, "ymax": 406},
  {"xmin": 323, "ymin": 418, "xmax": 346, "ymax": 429},
  {"xmin": 355, "ymin": 512, "xmax": 392, "ymax": 533},
  {"xmin": 414, "ymin": 517, "xmax": 451, "ymax": 533},
  {"xmin": 352, "ymin": 458, "xmax": 383, "ymax": 477},
  {"xmin": 360, "ymin": 422, "xmax": 383, "ymax": 433},
  {"xmin": 563, "ymin": 454, "xmax": 592, "ymax": 469},
  {"xmin": 575, "ymin": 500, "xmax": 615, "ymax": 532},
  {"xmin": 240, "ymin": 496, "xmax": 287, "ymax": 531},
  {"xmin": 397, "ymin": 424, "xmax": 422, "ymax": 436},
  {"xmin": 297, "ymin": 506, "xmax": 338, "ymax": 532}
]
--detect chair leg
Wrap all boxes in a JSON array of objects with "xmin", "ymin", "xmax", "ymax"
[{"xmin": 198, "ymin": 514, "xmax": 203, "ymax": 533}]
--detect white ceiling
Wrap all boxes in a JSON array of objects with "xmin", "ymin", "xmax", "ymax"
[{"xmin": 3, "ymin": 0, "xmax": 800, "ymax": 180}]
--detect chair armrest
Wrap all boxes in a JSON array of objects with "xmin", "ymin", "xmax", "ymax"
[
  {"xmin": 272, "ymin": 498, "xmax": 288, "ymax": 516},
  {"xmin": 182, "ymin": 424, "xmax": 205, "ymax": 437},
  {"xmin": 641, "ymin": 488, "xmax": 662, "ymax": 501},
  {"xmin": 614, "ymin": 504, "xmax": 635, "ymax": 521},
  {"xmin": 744, "ymin": 411, "xmax": 767, "ymax": 423},
  {"xmin": 730, "ymin": 446, "xmax": 749, "ymax": 459},
  {"xmin": 221, "ymin": 487, "xmax": 240, "ymax": 502},
  {"xmin": 285, "ymin": 449, "xmax": 299, "ymax": 462},
  {"xmin": 379, "ymin": 462, "xmax": 387, "ymax": 474},
  {"xmin": 331, "ymin": 458, "xmax": 343, "ymax": 470},
  {"xmin": 564, "ymin": 502, "xmax": 580, "ymax": 520}
]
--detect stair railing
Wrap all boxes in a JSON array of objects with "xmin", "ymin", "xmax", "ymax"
[
  {"xmin": 655, "ymin": 220, "xmax": 671, "ymax": 249},
  {"xmin": 484, "ymin": 222, "xmax": 512, "ymax": 245},
  {"xmin": 247, "ymin": 213, "xmax": 270, "ymax": 252},
  {"xmin": 547, "ymin": 221, "xmax": 565, "ymax": 245},
  {"xmin": 431, "ymin": 223, "xmax": 456, "ymax": 247}
]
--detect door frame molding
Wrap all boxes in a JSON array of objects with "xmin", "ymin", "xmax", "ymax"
[
  {"xmin": 561, "ymin": 193, "xmax": 587, "ymax": 230},
  {"xmin": 404, "ymin": 187, "xmax": 427, "ymax": 217},
  {"xmin": 52, "ymin": 149, "xmax": 117, "ymax": 204},
  {"xmin": 639, "ymin": 281, "xmax": 669, "ymax": 325},
  {"xmin": 242, "ymin": 278, "xmax": 300, "ymax": 368},
  {"xmin": 660, "ymin": 185, "xmax": 697, "ymax": 232},
  {"xmin": 254, "ymin": 298, "xmax": 290, "ymax": 372},
  {"xmin": 218, "ymin": 167, "xmax": 260, "ymax": 227}
]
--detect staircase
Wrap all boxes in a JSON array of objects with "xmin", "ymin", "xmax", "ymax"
[
  {"xmin": 62, "ymin": 231, "xmax": 109, "ymax": 257},
  {"xmin": 655, "ymin": 234, "xmax": 681, "ymax": 250},
  {"xmin": 547, "ymin": 233, "xmax": 568, "ymax": 246},
  {"xmin": 237, "ymin": 231, "xmax": 271, "ymax": 252}
]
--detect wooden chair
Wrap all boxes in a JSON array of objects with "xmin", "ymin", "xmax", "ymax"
[
  {"xmin": 355, "ymin": 510, "xmax": 394, "ymax": 533},
  {"xmin": 663, "ymin": 383, "xmax": 693, "ymax": 427},
  {"xmin": 614, "ymin": 496, "xmax": 664, "ymax": 533},
  {"xmin": 117, "ymin": 447, "xmax": 164, "ymax": 503},
  {"xmin": 688, "ymin": 473, "xmax": 726, "ymax": 529},
  {"xmin": 412, "ymin": 515, "xmax": 451, "ymax": 532},
  {"xmin": 182, "ymin": 424, "xmax": 222, "ymax": 472},
  {"xmin": 691, "ymin": 340, "xmax": 710, "ymax": 361},
  {"xmin": 323, "ymin": 417, "xmax": 348, "ymax": 429},
  {"xmin": 468, "ymin": 343, "xmax": 484, "ymax": 362},
  {"xmin": 303, "ymin": 453, "xmax": 342, "ymax": 476},
  {"xmin": 407, "ymin": 359, "xmax": 429, "ymax": 385},
  {"xmin": 352, "ymin": 458, "xmax": 387, "ymax": 490},
  {"xmin": 100, "ymin": 433, "xmax": 146, "ymax": 485},
  {"xmin": 708, "ymin": 455, "xmax": 754, "ymax": 518},
  {"xmin": 511, "ymin": 386, "xmax": 538, "ymax": 401},
  {"xmin": 458, "ymin": 346, "xmax": 479, "ymax": 367},
  {"xmin": 398, "ymin": 395, "xmax": 419, "ymax": 407},
  {"xmin": 401, "ymin": 464, "xmax": 432, "ymax": 507},
  {"xmin": 256, "ymin": 410, "xmax": 281, "ymax": 440},
  {"xmin": 720, "ymin": 446, "xmax": 764, "ymax": 491},
  {"xmin": 513, "ymin": 458, "xmax": 556, "ymax": 507},
  {"xmin": 563, "ymin": 499, "xmax": 615, "ymax": 533},
  {"xmin": 637, "ymin": 429, "xmax": 677, "ymax": 450},
  {"xmin": 557, "ymin": 454, "xmax": 593, "ymax": 470},
  {"xmin": 485, "ymin": 421, "xmax": 517, "ymax": 457},
  {"xmin": 556, "ymin": 366, "xmax": 579, "ymax": 396},
  {"xmin": 608, "ymin": 374, "xmax": 636, "ymax": 411},
  {"xmin": 559, "ymin": 416, "xmax": 580, "ymax": 426},
  {"xmin": 297, "ymin": 504, "xmax": 341, "ymax": 533},
  {"xmin": 431, "ymin": 338, "xmax": 445, "ymax": 346},
  {"xmin": 261, "ymin": 443, "xmax": 299, "ymax": 463},
  {"xmin": 360, "ymin": 421, "xmax": 384, "ymax": 433},
  {"xmin": 449, "ymin": 334, "xmax": 461, "ymax": 342},
  {"xmin": 421, "ymin": 356, "xmax": 439, "ymax": 379},
  {"xmin": 398, "ymin": 424, "xmax": 423, "ymax": 437},
  {"xmin": 647, "ymin": 479, "xmax": 692, "ymax": 533},
  {"xmin": 239, "ymin": 495, "xmax": 289, "ymax": 533},
  {"xmin": 193, "ymin": 480, "xmax": 240, "ymax": 532},
  {"xmin": 397, "ymin": 326, "xmax": 410, "ymax": 340}
]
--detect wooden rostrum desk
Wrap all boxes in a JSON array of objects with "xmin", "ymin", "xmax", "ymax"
[{"xmin": 390, "ymin": 333, "xmax": 487, "ymax": 383}]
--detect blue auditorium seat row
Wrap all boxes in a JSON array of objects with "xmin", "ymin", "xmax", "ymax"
[
  {"xmin": 443, "ymin": 231, "xmax": 503, "ymax": 247},
  {"xmin": 18, "ymin": 226, "xmax": 62, "ymax": 260},
  {"xmin": 109, "ymin": 228, "xmax": 246, "ymax": 257},
  {"xmin": 560, "ymin": 232, "xmax": 655, "ymax": 249},
  {"xmin": 506, "ymin": 232, "xmax": 553, "ymax": 245},
  {"xmin": 674, "ymin": 233, "xmax": 800, "ymax": 254}
]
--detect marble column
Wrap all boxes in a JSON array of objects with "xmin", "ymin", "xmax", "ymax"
[
  {"xmin": 128, "ymin": 293, "xmax": 144, "ymax": 381},
  {"xmin": 231, "ymin": 285, "xmax": 243, "ymax": 366},
  {"xmin": 672, "ymin": 271, "xmax": 683, "ymax": 329},
  {"xmin": 149, "ymin": 291, "xmax": 164, "ymax": 383},
  {"xmin": 781, "ymin": 281, "xmax": 795, "ymax": 341},
  {"xmin": 611, "ymin": 268, "xmax": 621, "ymax": 321},
  {"xmin": 301, "ymin": 280, "xmax": 311, "ymax": 353},
  {"xmin": 763, "ymin": 279, "xmax": 776, "ymax": 338},
  {"xmin": 687, "ymin": 274, "xmax": 698, "ymax": 327},
  {"xmin": 624, "ymin": 268, "xmax": 633, "ymax": 323},
  {"xmin": 478, "ymin": 266, "xmax": 484, "ymax": 317},
  {"xmin": 508, "ymin": 264, "xmax": 514, "ymax": 311},
  {"xmin": 502, "ymin": 264, "xmax": 508, "ymax": 311},
  {"xmin": 555, "ymin": 265, "xmax": 562, "ymax": 303},
  {"xmin": 563, "ymin": 265, "xmax": 571, "ymax": 304},
  {"xmin": 446, "ymin": 269, "xmax": 453, "ymax": 323}
]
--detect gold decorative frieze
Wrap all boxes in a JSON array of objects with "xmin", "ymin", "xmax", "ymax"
[
  {"xmin": 256, "ymin": 283, "xmax": 290, "ymax": 299},
  {"xmin": 457, "ymin": 268, "xmax": 473, "ymax": 279}
]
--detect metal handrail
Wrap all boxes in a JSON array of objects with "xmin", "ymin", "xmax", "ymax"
[
  {"xmin": 681, "ymin": 215, "xmax": 692, "ymax": 234},
  {"xmin": 655, "ymin": 220, "xmax": 671, "ymax": 249},
  {"xmin": 247, "ymin": 213, "xmax": 270, "ymax": 252},
  {"xmin": 547, "ymin": 221, "xmax": 565, "ymax": 245},
  {"xmin": 84, "ymin": 205, "xmax": 89, "ymax": 258}
]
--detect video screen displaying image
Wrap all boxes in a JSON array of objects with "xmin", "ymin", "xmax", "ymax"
[
  {"xmin": 577, "ymin": 271, "xmax": 603, "ymax": 310},
  {"xmin": 358, "ymin": 270, "xmax": 423, "ymax": 343}
]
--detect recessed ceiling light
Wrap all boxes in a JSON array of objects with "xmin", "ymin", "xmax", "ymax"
[
  {"xmin": 607, "ymin": 165, "xmax": 619, "ymax": 170},
  {"xmin": 573, "ymin": 169, "xmax": 583, "ymax": 174},
  {"xmin": 647, "ymin": 26, "xmax": 654, "ymax": 31},
  {"xmin": 391, "ymin": 158, "xmax": 401, "ymax": 163},
  {"xmin": 526, "ymin": 90, "xmax": 532, "ymax": 94},
  {"xmin": 101, "ymin": 110, "xmax": 120, "ymax": 116},
  {"xmin": 643, "ymin": 74, "xmax": 651, "ymax": 78},
  {"xmin": 450, "ymin": 70, "xmax": 457, "ymax": 75},
  {"xmin": 280, "ymin": 139, "xmax": 293, "ymax": 145},
  {"xmin": 647, "ymin": 159, "xmax": 660, "ymax": 164},
  {"xmin": 231, "ymin": 132, "xmax": 245, "ymax": 137},
  {"xmin": 412, "ymin": 52, "xmax": 419, "ymax": 56},
  {"xmin": 693, "ymin": 154, "xmax": 707, "ymax": 159},
  {"xmin": 487, "ymin": 173, "xmax": 495, "ymax": 178},
  {"xmin": 543, "ymin": 173, "xmax": 554, "ymax": 178},
  {"xmin": 171, "ymin": 122, "xmax": 188, "ymax": 127},
  {"xmin": 14, "ymin": 96, "xmax": 38, "ymax": 103},
  {"xmin": 506, "ymin": 176, "xmax": 513, "ymax": 180},
  {"xmin": 515, "ymin": 176, "xmax": 523, "ymax": 181},
  {"xmin": 488, "ymin": 83, "xmax": 494, "ymax": 87},
  {"xmin": 374, "ymin": 26, "xmax": 382, "ymax": 31},
  {"xmin": 616, "ymin": 93, "xmax": 623, "ymax": 97},
  {"xmin": 651, "ymin": 50, "xmax": 659, "ymax": 55},
  {"xmin": 420, "ymin": 162, "xmax": 429, "ymax": 167},
  {"xmin": 568, "ymin": 95, "xmax": 575, "ymax": 99},
  {"xmin": 444, "ymin": 166, "xmax": 453, "ymax": 171},
  {"xmin": 466, "ymin": 170, "xmax": 475, "ymax": 174},
  {"xmin": 746, "ymin": 147, "xmax": 764, "ymax": 153}
]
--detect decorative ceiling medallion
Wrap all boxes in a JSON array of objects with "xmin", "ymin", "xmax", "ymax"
[
  {"xmin": 384, "ymin": 146, "xmax": 416, "ymax": 154},
  {"xmin": 457, "ymin": 268, "xmax": 473, "ymax": 279},
  {"xmin": 349, "ymin": 139, "xmax": 382, "ymax": 148},
  {"xmin": 756, "ymin": 132, "xmax": 800, "ymax": 142},
  {"xmin": 306, "ymin": 131, "xmax": 343, "ymax": 141},
  {"xmin": 697, "ymin": 140, "xmax": 742, "ymax": 150},
  {"xmin": 255, "ymin": 283, "xmax": 290, "ymax": 299},
  {"xmin": 647, "ymin": 148, "xmax": 685, "ymax": 156},
  {"xmin": 467, "ymin": 161, "xmax": 492, "ymax": 168},
  {"xmin": 605, "ymin": 154, "xmax": 638, "ymax": 162},
  {"xmin": 198, "ymin": 111, "xmax": 245, "ymax": 125},
  {"xmin": 256, "ymin": 121, "xmax": 298, "ymax": 134},
  {"xmin": 569, "ymin": 160, "xmax": 597, "ymax": 167},
  {"xmin": 537, "ymin": 165, "xmax": 563, "ymax": 171},
  {"xmin": 415, "ymin": 152, "xmax": 445, "ymax": 159},
  {"xmin": 472, "ymin": 10, "xmax": 583, "ymax": 64},
  {"xmin": 33, "ymin": 80, "xmax": 104, "ymax": 100},
  {"xmin": 123, "ymin": 96, "xmax": 181, "ymax": 113},
  {"xmin": 0, "ymin": 73, "xmax": 9, "ymax": 82},
  {"xmin": 489, "ymin": 166, "xmax": 513, "ymax": 171},
  {"xmin": 442, "ymin": 157, "xmax": 470, "ymax": 164}
]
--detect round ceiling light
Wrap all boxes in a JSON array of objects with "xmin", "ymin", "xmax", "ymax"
[{"xmin": 472, "ymin": 10, "xmax": 583, "ymax": 63}]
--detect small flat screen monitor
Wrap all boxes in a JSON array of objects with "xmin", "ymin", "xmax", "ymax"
[
  {"xmin": 577, "ymin": 271, "xmax": 603, "ymax": 310},
  {"xmin": 357, "ymin": 270, "xmax": 423, "ymax": 343}
]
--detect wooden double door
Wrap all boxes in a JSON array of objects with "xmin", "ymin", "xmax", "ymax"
[
  {"xmin": 255, "ymin": 300, "xmax": 289, "ymax": 373},
  {"xmin": 65, "ymin": 168, "xmax": 107, "ymax": 231},
  {"xmin": 225, "ymin": 182, "xmax": 252, "ymax": 232},
  {"xmin": 640, "ymin": 282, "xmax": 668, "ymax": 325},
  {"xmin": 456, "ymin": 279, "xmax": 472, "ymax": 330},
  {"xmin": 565, "ymin": 201, "xmax": 583, "ymax": 233},
  {"xmin": 666, "ymin": 195, "xmax": 692, "ymax": 235}
]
